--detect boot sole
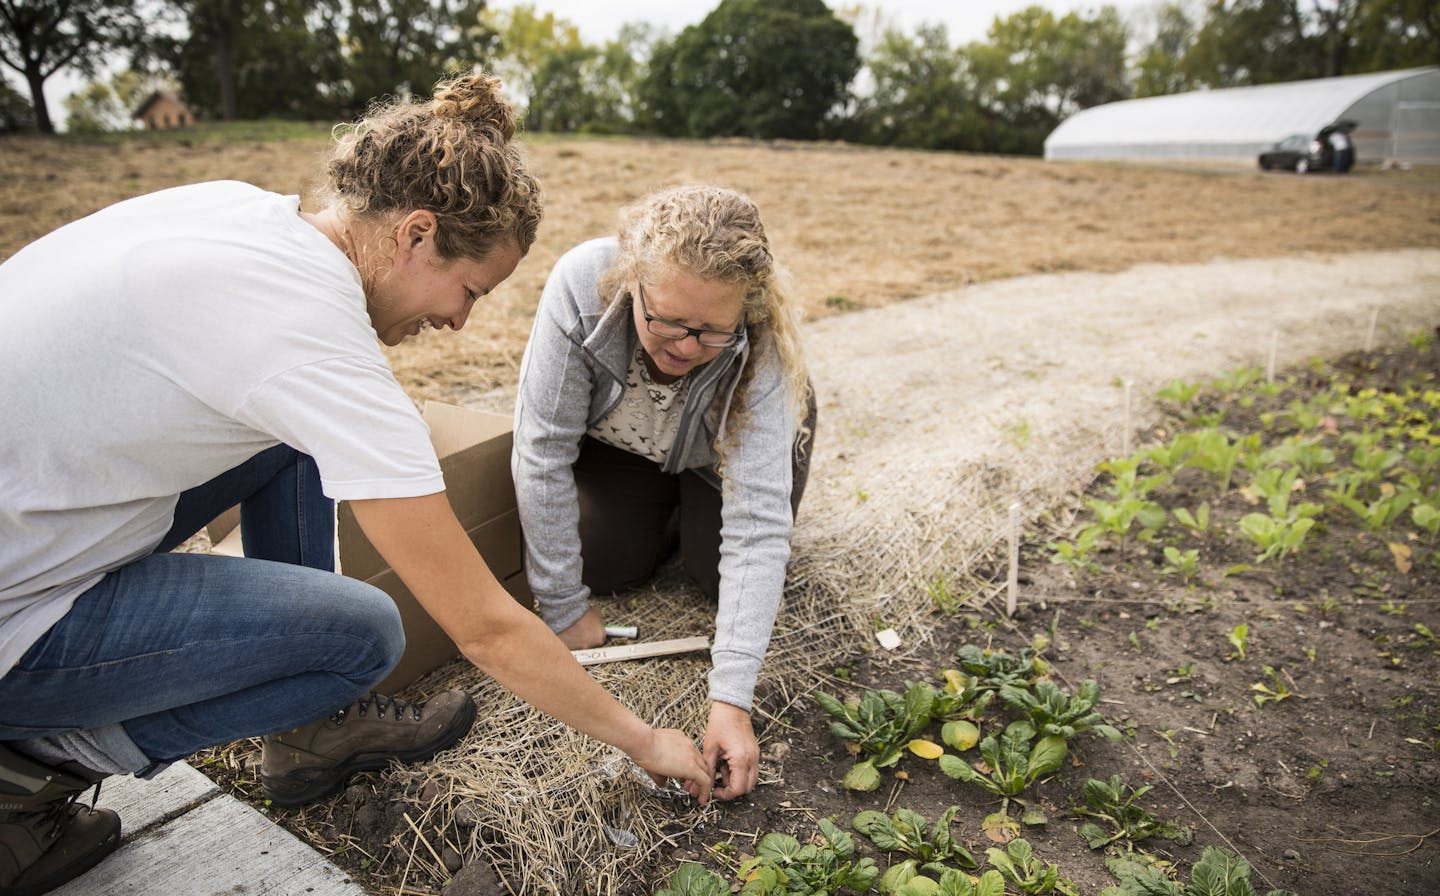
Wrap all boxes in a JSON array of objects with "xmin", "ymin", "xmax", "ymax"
[{"xmin": 261, "ymin": 698, "xmax": 478, "ymax": 808}]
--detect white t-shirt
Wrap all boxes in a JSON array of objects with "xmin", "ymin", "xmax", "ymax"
[{"xmin": 0, "ymin": 181, "xmax": 444, "ymax": 675}]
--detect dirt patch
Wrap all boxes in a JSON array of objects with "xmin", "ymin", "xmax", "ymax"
[{"xmin": 671, "ymin": 335, "xmax": 1440, "ymax": 896}]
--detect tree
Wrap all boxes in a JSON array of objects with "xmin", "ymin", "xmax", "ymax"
[
  {"xmin": 1133, "ymin": 1, "xmax": 1200, "ymax": 97},
  {"xmin": 0, "ymin": 74, "xmax": 34, "ymax": 132},
  {"xmin": 963, "ymin": 5, "xmax": 1131, "ymax": 154},
  {"xmin": 343, "ymin": 0, "xmax": 495, "ymax": 116},
  {"xmin": 0, "ymin": 0, "xmax": 142, "ymax": 133},
  {"xmin": 1182, "ymin": 0, "xmax": 1314, "ymax": 86},
  {"xmin": 63, "ymin": 68, "xmax": 170, "ymax": 132},
  {"xmin": 1340, "ymin": 0, "xmax": 1438, "ymax": 72},
  {"xmin": 160, "ymin": 0, "xmax": 347, "ymax": 121},
  {"xmin": 640, "ymin": 0, "xmax": 860, "ymax": 140},
  {"xmin": 857, "ymin": 24, "xmax": 985, "ymax": 151}
]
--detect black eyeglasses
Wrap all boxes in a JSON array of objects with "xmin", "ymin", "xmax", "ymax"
[{"xmin": 636, "ymin": 282, "xmax": 744, "ymax": 348}]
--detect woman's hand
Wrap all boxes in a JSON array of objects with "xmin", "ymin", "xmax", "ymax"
[
  {"xmin": 557, "ymin": 606, "xmax": 606, "ymax": 649},
  {"xmin": 630, "ymin": 728, "xmax": 712, "ymax": 805},
  {"xmin": 704, "ymin": 701, "xmax": 760, "ymax": 800}
]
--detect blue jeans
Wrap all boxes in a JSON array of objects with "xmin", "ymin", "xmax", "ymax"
[{"xmin": 0, "ymin": 445, "xmax": 404, "ymax": 773}]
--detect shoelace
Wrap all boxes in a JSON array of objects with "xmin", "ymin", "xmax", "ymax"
[
  {"xmin": 331, "ymin": 692, "xmax": 424, "ymax": 725},
  {"xmin": 27, "ymin": 783, "xmax": 100, "ymax": 846}
]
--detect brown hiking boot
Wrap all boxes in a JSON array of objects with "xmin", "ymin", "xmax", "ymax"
[
  {"xmin": 260, "ymin": 690, "xmax": 476, "ymax": 808},
  {"xmin": 0, "ymin": 746, "xmax": 120, "ymax": 896}
]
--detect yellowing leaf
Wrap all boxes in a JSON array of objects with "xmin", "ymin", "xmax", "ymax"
[
  {"xmin": 942, "ymin": 669, "xmax": 966, "ymax": 694},
  {"xmin": 982, "ymin": 810, "xmax": 1020, "ymax": 843},
  {"xmin": 907, "ymin": 739, "xmax": 945, "ymax": 759},
  {"xmin": 942, "ymin": 720, "xmax": 980, "ymax": 752},
  {"xmin": 1391, "ymin": 542, "xmax": 1413, "ymax": 574}
]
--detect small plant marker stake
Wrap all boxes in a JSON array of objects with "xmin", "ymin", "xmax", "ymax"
[
  {"xmin": 1365, "ymin": 306, "xmax": 1379, "ymax": 352},
  {"xmin": 1007, "ymin": 501, "xmax": 1021, "ymax": 617},
  {"xmin": 1122, "ymin": 380, "xmax": 1132, "ymax": 457},
  {"xmin": 1266, "ymin": 331, "xmax": 1278, "ymax": 384}
]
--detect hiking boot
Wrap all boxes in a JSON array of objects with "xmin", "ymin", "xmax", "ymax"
[
  {"xmin": 260, "ymin": 690, "xmax": 477, "ymax": 808},
  {"xmin": 0, "ymin": 746, "xmax": 120, "ymax": 896}
]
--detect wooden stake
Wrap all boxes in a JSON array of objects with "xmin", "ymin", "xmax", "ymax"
[
  {"xmin": 1266, "ymin": 331, "xmax": 1278, "ymax": 384},
  {"xmin": 1365, "ymin": 306, "xmax": 1379, "ymax": 352},
  {"xmin": 571, "ymin": 636, "xmax": 709, "ymax": 666},
  {"xmin": 1122, "ymin": 380, "xmax": 1132, "ymax": 457},
  {"xmin": 1007, "ymin": 502, "xmax": 1021, "ymax": 617}
]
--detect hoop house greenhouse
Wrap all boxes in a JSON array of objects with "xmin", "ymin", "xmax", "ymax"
[{"xmin": 1044, "ymin": 67, "xmax": 1440, "ymax": 167}]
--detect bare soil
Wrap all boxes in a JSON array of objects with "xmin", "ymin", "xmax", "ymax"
[
  {"xmin": 5, "ymin": 133, "xmax": 1440, "ymax": 895},
  {"xmin": 689, "ymin": 337, "xmax": 1440, "ymax": 896}
]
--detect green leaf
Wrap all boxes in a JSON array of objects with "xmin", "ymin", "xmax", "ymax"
[
  {"xmin": 1028, "ymin": 734, "xmax": 1069, "ymax": 779},
  {"xmin": 974, "ymin": 870, "xmax": 1007, "ymax": 896},
  {"xmin": 843, "ymin": 759, "xmax": 882, "ymax": 792},
  {"xmin": 656, "ymin": 862, "xmax": 729, "ymax": 896}
]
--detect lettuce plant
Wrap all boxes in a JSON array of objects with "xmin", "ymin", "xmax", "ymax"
[
  {"xmin": 998, "ymin": 679, "xmax": 1122, "ymax": 743},
  {"xmin": 853, "ymin": 806, "xmax": 977, "ymax": 894},
  {"xmin": 739, "ymin": 819, "xmax": 879, "ymax": 895},
  {"xmin": 1102, "ymin": 845, "xmax": 1297, "ymax": 896},
  {"xmin": 1072, "ymin": 775, "xmax": 1192, "ymax": 848},
  {"xmin": 938, "ymin": 730, "xmax": 1067, "ymax": 797},
  {"xmin": 815, "ymin": 682, "xmax": 936, "ymax": 791}
]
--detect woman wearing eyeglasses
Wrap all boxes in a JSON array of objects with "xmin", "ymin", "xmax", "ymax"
[{"xmin": 512, "ymin": 185, "xmax": 814, "ymax": 801}]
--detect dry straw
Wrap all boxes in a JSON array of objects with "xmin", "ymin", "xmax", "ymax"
[{"xmin": 370, "ymin": 409, "xmax": 1113, "ymax": 895}]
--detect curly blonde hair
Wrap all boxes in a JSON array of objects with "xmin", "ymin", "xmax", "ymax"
[
  {"xmin": 601, "ymin": 185, "xmax": 811, "ymax": 469},
  {"xmin": 321, "ymin": 72, "xmax": 542, "ymax": 261}
]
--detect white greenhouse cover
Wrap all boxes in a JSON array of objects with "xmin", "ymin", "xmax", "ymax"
[{"xmin": 1044, "ymin": 67, "xmax": 1438, "ymax": 161}]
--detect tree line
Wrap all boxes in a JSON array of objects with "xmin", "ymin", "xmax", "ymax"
[{"xmin": 2, "ymin": 0, "xmax": 1436, "ymax": 153}]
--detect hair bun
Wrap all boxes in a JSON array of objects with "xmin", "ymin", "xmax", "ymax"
[{"xmin": 432, "ymin": 73, "xmax": 517, "ymax": 140}]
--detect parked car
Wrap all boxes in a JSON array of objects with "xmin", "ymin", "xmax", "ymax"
[
  {"xmin": 1258, "ymin": 120, "xmax": 1357, "ymax": 173},
  {"xmin": 1258, "ymin": 133, "xmax": 1331, "ymax": 173}
]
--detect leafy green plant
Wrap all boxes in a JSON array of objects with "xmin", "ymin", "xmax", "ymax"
[
  {"xmin": 655, "ymin": 862, "xmax": 729, "ymax": 896},
  {"xmin": 938, "ymin": 730, "xmax": 1067, "ymax": 798},
  {"xmin": 1413, "ymin": 502, "xmax": 1440, "ymax": 540},
  {"xmin": 932, "ymin": 669, "xmax": 995, "ymax": 723},
  {"xmin": 1226, "ymin": 624, "xmax": 1249, "ymax": 661},
  {"xmin": 895, "ymin": 869, "xmax": 1007, "ymax": 896},
  {"xmin": 1072, "ymin": 775, "xmax": 1192, "ymax": 848},
  {"xmin": 739, "ymin": 819, "xmax": 879, "ymax": 895},
  {"xmin": 1171, "ymin": 502, "xmax": 1210, "ymax": 534},
  {"xmin": 985, "ymin": 838, "xmax": 1072, "ymax": 895},
  {"xmin": 998, "ymin": 679, "xmax": 1122, "ymax": 743},
  {"xmin": 1161, "ymin": 546, "xmax": 1200, "ymax": 580},
  {"xmin": 1238, "ymin": 508, "xmax": 1317, "ymax": 563},
  {"xmin": 954, "ymin": 645, "xmax": 1048, "ymax": 693},
  {"xmin": 816, "ymin": 683, "xmax": 936, "ymax": 791},
  {"xmin": 852, "ymin": 806, "xmax": 977, "ymax": 894},
  {"xmin": 1102, "ymin": 845, "xmax": 1297, "ymax": 896},
  {"xmin": 1156, "ymin": 378, "xmax": 1202, "ymax": 407},
  {"xmin": 1250, "ymin": 665, "xmax": 1300, "ymax": 709}
]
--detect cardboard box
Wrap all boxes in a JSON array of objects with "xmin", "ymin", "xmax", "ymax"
[{"xmin": 207, "ymin": 401, "xmax": 532, "ymax": 692}]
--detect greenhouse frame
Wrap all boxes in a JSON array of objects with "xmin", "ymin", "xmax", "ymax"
[{"xmin": 1044, "ymin": 67, "xmax": 1440, "ymax": 166}]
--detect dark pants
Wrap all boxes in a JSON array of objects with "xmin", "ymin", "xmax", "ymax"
[{"xmin": 574, "ymin": 402, "xmax": 815, "ymax": 601}]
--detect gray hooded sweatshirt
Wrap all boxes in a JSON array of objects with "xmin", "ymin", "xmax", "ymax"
[{"xmin": 512, "ymin": 237, "xmax": 798, "ymax": 711}]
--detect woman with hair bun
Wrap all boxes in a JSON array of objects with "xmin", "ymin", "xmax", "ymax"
[
  {"xmin": 514, "ymin": 185, "xmax": 815, "ymax": 801},
  {"xmin": 0, "ymin": 74, "xmax": 709, "ymax": 895}
]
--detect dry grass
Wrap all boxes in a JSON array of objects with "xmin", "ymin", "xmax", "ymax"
[{"xmin": 6, "ymin": 132, "xmax": 1439, "ymax": 895}]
